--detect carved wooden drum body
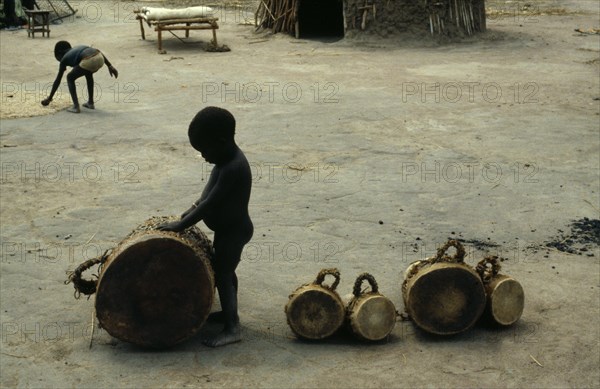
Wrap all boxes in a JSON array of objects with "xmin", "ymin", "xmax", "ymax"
[{"xmin": 95, "ymin": 217, "xmax": 214, "ymax": 348}]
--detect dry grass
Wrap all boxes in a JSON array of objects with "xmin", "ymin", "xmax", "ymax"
[{"xmin": 1, "ymin": 92, "xmax": 72, "ymax": 119}]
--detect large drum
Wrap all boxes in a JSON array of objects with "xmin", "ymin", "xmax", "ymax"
[
  {"xmin": 67, "ymin": 216, "xmax": 214, "ymax": 348},
  {"xmin": 402, "ymin": 240, "xmax": 486, "ymax": 335},
  {"xmin": 285, "ymin": 268, "xmax": 345, "ymax": 340},
  {"xmin": 476, "ymin": 256, "xmax": 525, "ymax": 326},
  {"xmin": 346, "ymin": 273, "xmax": 396, "ymax": 341}
]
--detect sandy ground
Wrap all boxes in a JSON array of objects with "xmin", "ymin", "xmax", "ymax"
[{"xmin": 0, "ymin": 0, "xmax": 599, "ymax": 388}]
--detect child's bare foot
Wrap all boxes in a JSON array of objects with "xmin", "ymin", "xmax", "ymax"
[
  {"xmin": 83, "ymin": 102, "xmax": 95, "ymax": 109},
  {"xmin": 67, "ymin": 106, "xmax": 80, "ymax": 113},
  {"xmin": 203, "ymin": 325, "xmax": 241, "ymax": 347}
]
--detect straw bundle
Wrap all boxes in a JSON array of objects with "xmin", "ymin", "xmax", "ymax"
[
  {"xmin": 255, "ymin": 0, "xmax": 299, "ymax": 35},
  {"xmin": 426, "ymin": 0, "xmax": 486, "ymax": 36}
]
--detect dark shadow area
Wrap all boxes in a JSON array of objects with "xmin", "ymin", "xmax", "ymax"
[{"xmin": 297, "ymin": 0, "xmax": 344, "ymax": 40}]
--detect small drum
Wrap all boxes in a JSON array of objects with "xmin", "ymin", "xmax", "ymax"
[
  {"xmin": 402, "ymin": 240, "xmax": 486, "ymax": 335},
  {"xmin": 476, "ymin": 256, "xmax": 525, "ymax": 326},
  {"xmin": 285, "ymin": 268, "xmax": 345, "ymax": 340},
  {"xmin": 346, "ymin": 273, "xmax": 396, "ymax": 341},
  {"xmin": 68, "ymin": 216, "xmax": 214, "ymax": 348}
]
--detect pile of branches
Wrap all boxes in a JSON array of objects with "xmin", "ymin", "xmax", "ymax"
[
  {"xmin": 255, "ymin": 0, "xmax": 298, "ymax": 35},
  {"xmin": 426, "ymin": 0, "xmax": 486, "ymax": 36}
]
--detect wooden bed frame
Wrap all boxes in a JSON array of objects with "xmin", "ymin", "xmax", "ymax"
[{"xmin": 134, "ymin": 11, "xmax": 219, "ymax": 52}]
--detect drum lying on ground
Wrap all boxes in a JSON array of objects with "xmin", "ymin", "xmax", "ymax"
[
  {"xmin": 402, "ymin": 240, "xmax": 486, "ymax": 335},
  {"xmin": 69, "ymin": 216, "xmax": 215, "ymax": 349},
  {"xmin": 346, "ymin": 273, "xmax": 396, "ymax": 341},
  {"xmin": 476, "ymin": 256, "xmax": 525, "ymax": 326},
  {"xmin": 285, "ymin": 268, "xmax": 345, "ymax": 340}
]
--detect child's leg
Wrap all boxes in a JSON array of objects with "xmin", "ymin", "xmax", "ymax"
[
  {"xmin": 204, "ymin": 232, "xmax": 249, "ymax": 347},
  {"xmin": 207, "ymin": 272, "xmax": 237, "ymax": 323},
  {"xmin": 66, "ymin": 66, "xmax": 88, "ymax": 112},
  {"xmin": 83, "ymin": 72, "xmax": 95, "ymax": 109},
  {"xmin": 215, "ymin": 270, "xmax": 239, "ymax": 330}
]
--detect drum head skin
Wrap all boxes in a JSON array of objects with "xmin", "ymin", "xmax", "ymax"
[
  {"xmin": 286, "ymin": 289, "xmax": 345, "ymax": 340},
  {"xmin": 350, "ymin": 295, "xmax": 396, "ymax": 341},
  {"xmin": 490, "ymin": 278, "xmax": 525, "ymax": 326},
  {"xmin": 406, "ymin": 265, "xmax": 486, "ymax": 335}
]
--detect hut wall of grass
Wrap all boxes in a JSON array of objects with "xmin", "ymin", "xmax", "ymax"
[
  {"xmin": 344, "ymin": 0, "xmax": 428, "ymax": 37},
  {"xmin": 255, "ymin": 0, "xmax": 486, "ymax": 38}
]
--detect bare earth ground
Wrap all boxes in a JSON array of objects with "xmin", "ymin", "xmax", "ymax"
[{"xmin": 0, "ymin": 0, "xmax": 599, "ymax": 388}]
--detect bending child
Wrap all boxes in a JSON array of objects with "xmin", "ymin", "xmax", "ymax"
[
  {"xmin": 42, "ymin": 41, "xmax": 118, "ymax": 113},
  {"xmin": 158, "ymin": 107, "xmax": 254, "ymax": 347}
]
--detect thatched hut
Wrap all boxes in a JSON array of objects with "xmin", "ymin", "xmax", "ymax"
[{"xmin": 256, "ymin": 0, "xmax": 486, "ymax": 38}]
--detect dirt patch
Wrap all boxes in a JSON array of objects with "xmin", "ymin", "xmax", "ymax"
[
  {"xmin": 487, "ymin": 6, "xmax": 575, "ymax": 17},
  {"xmin": 454, "ymin": 237, "xmax": 500, "ymax": 250},
  {"xmin": 544, "ymin": 218, "xmax": 600, "ymax": 256}
]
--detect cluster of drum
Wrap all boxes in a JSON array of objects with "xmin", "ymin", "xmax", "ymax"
[
  {"xmin": 70, "ymin": 219, "xmax": 523, "ymax": 348},
  {"xmin": 285, "ymin": 240, "xmax": 525, "ymax": 341},
  {"xmin": 286, "ymin": 269, "xmax": 397, "ymax": 341}
]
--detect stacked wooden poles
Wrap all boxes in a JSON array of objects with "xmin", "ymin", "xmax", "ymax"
[
  {"xmin": 255, "ymin": 0, "xmax": 299, "ymax": 34},
  {"xmin": 427, "ymin": 0, "xmax": 486, "ymax": 36}
]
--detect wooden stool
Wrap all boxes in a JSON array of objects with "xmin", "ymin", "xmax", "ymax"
[{"xmin": 25, "ymin": 10, "xmax": 51, "ymax": 38}]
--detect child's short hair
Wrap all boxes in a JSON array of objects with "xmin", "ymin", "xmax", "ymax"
[
  {"xmin": 54, "ymin": 41, "xmax": 72, "ymax": 61},
  {"xmin": 188, "ymin": 107, "xmax": 236, "ymax": 146}
]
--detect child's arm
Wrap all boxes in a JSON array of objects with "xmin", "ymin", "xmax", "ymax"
[
  {"xmin": 101, "ymin": 52, "xmax": 118, "ymax": 78},
  {"xmin": 158, "ymin": 165, "xmax": 235, "ymax": 232},
  {"xmin": 178, "ymin": 164, "xmax": 218, "ymax": 219},
  {"xmin": 181, "ymin": 170, "xmax": 216, "ymax": 218},
  {"xmin": 41, "ymin": 64, "xmax": 67, "ymax": 106}
]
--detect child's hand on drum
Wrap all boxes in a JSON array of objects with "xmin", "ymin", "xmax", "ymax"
[{"xmin": 157, "ymin": 221, "xmax": 183, "ymax": 232}]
